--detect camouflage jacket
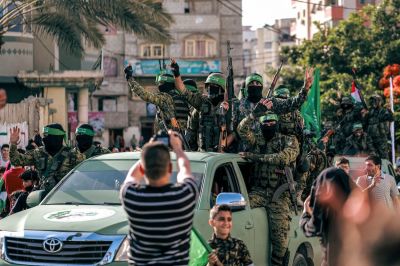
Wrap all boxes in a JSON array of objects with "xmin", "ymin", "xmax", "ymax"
[
  {"xmin": 238, "ymin": 115, "xmax": 299, "ymax": 190},
  {"xmin": 183, "ymin": 89, "xmax": 228, "ymax": 152},
  {"xmin": 127, "ymin": 78, "xmax": 187, "ymax": 131},
  {"xmin": 9, "ymin": 144, "xmax": 84, "ymax": 193},
  {"xmin": 365, "ymin": 107, "xmax": 394, "ymax": 138},
  {"xmin": 208, "ymin": 234, "xmax": 253, "ymax": 266},
  {"xmin": 343, "ymin": 133, "xmax": 374, "ymax": 155},
  {"xmin": 269, "ymin": 87, "xmax": 309, "ymax": 115},
  {"xmin": 232, "ymin": 98, "xmax": 259, "ymax": 152},
  {"xmin": 73, "ymin": 145, "xmax": 110, "ymax": 160}
]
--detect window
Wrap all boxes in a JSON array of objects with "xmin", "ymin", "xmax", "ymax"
[
  {"xmin": 184, "ymin": 36, "xmax": 217, "ymax": 58},
  {"xmin": 140, "ymin": 44, "xmax": 165, "ymax": 58},
  {"xmin": 238, "ymin": 162, "xmax": 255, "ymax": 192},
  {"xmin": 210, "ymin": 163, "xmax": 240, "ymax": 207},
  {"xmin": 264, "ymin": 42, "xmax": 272, "ymax": 49},
  {"xmin": 98, "ymin": 96, "xmax": 117, "ymax": 112}
]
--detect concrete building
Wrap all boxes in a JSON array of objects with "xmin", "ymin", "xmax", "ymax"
[
  {"xmin": 291, "ymin": 0, "xmax": 381, "ymax": 43},
  {"xmin": 95, "ymin": 0, "xmax": 244, "ymax": 147},
  {"xmin": 0, "ymin": 5, "xmax": 103, "ymax": 143},
  {"xmin": 242, "ymin": 18, "xmax": 295, "ymax": 79}
]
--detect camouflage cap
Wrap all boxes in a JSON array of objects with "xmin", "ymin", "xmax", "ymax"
[
  {"xmin": 245, "ymin": 73, "xmax": 263, "ymax": 87},
  {"xmin": 205, "ymin": 72, "xmax": 226, "ymax": 90},
  {"xmin": 259, "ymin": 113, "xmax": 279, "ymax": 123}
]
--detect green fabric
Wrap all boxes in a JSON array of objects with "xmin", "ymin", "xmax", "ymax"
[
  {"xmin": 76, "ymin": 127, "xmax": 95, "ymax": 136},
  {"xmin": 156, "ymin": 74, "xmax": 175, "ymax": 84},
  {"xmin": 0, "ymin": 132, "xmax": 7, "ymax": 136},
  {"xmin": 245, "ymin": 73, "xmax": 263, "ymax": 87},
  {"xmin": 189, "ymin": 228, "xmax": 212, "ymax": 266},
  {"xmin": 259, "ymin": 114, "xmax": 279, "ymax": 123},
  {"xmin": 273, "ymin": 87, "xmax": 290, "ymax": 98},
  {"xmin": 185, "ymin": 84, "xmax": 198, "ymax": 92},
  {"xmin": 43, "ymin": 127, "xmax": 65, "ymax": 136},
  {"xmin": 301, "ymin": 68, "xmax": 321, "ymax": 141},
  {"xmin": 205, "ymin": 73, "xmax": 226, "ymax": 90},
  {"xmin": 0, "ymin": 178, "xmax": 6, "ymax": 212}
]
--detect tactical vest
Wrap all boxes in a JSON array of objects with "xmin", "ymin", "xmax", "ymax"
[
  {"xmin": 279, "ymin": 110, "xmax": 304, "ymax": 138},
  {"xmin": 199, "ymin": 101, "xmax": 221, "ymax": 151},
  {"xmin": 170, "ymin": 91, "xmax": 190, "ymax": 125},
  {"xmin": 253, "ymin": 134, "xmax": 286, "ymax": 190},
  {"xmin": 38, "ymin": 146, "xmax": 75, "ymax": 192}
]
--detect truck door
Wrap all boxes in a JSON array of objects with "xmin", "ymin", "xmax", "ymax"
[{"xmin": 209, "ymin": 163, "xmax": 255, "ymax": 254}]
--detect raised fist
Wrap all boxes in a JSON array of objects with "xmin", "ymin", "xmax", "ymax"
[{"xmin": 124, "ymin": 65, "xmax": 133, "ymax": 81}]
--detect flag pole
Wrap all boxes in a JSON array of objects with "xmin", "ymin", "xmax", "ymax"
[{"xmin": 389, "ymin": 76, "xmax": 395, "ymax": 165}]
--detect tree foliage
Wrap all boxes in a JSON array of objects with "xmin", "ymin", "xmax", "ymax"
[
  {"xmin": 0, "ymin": 0, "xmax": 173, "ymax": 57},
  {"xmin": 277, "ymin": 0, "xmax": 400, "ymax": 122}
]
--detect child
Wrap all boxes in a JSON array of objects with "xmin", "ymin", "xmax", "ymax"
[{"xmin": 207, "ymin": 204, "xmax": 254, "ymax": 266}]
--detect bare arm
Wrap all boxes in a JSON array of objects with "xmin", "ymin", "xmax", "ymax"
[{"xmin": 169, "ymin": 130, "xmax": 192, "ymax": 181}]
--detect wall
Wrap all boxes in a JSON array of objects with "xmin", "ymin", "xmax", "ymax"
[{"xmin": 45, "ymin": 87, "xmax": 68, "ymax": 131}]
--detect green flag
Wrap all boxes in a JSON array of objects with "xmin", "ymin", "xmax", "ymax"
[
  {"xmin": 189, "ymin": 228, "xmax": 212, "ymax": 266},
  {"xmin": 301, "ymin": 68, "xmax": 321, "ymax": 140}
]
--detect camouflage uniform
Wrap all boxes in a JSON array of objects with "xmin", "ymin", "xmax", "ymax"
[
  {"xmin": 127, "ymin": 77, "xmax": 189, "ymax": 132},
  {"xmin": 208, "ymin": 234, "xmax": 253, "ymax": 266},
  {"xmin": 365, "ymin": 95, "xmax": 394, "ymax": 159},
  {"xmin": 73, "ymin": 145, "xmax": 110, "ymax": 159},
  {"xmin": 334, "ymin": 97, "xmax": 363, "ymax": 153},
  {"xmin": 232, "ymin": 84, "xmax": 309, "ymax": 152},
  {"xmin": 343, "ymin": 124, "xmax": 374, "ymax": 156},
  {"xmin": 9, "ymin": 144, "xmax": 83, "ymax": 193},
  {"xmin": 184, "ymin": 73, "xmax": 228, "ymax": 152},
  {"xmin": 238, "ymin": 114, "xmax": 299, "ymax": 266}
]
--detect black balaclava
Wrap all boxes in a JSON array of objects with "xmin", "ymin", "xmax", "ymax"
[
  {"xmin": 43, "ymin": 123, "xmax": 65, "ymax": 156},
  {"xmin": 261, "ymin": 123, "xmax": 278, "ymax": 141},
  {"xmin": 247, "ymin": 85, "xmax": 263, "ymax": 103},
  {"xmin": 76, "ymin": 124, "xmax": 95, "ymax": 152},
  {"xmin": 158, "ymin": 82, "xmax": 175, "ymax": 94},
  {"xmin": 208, "ymin": 85, "xmax": 224, "ymax": 106}
]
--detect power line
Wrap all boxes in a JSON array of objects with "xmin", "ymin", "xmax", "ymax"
[
  {"xmin": 291, "ymin": 0, "xmax": 361, "ymax": 11},
  {"xmin": 216, "ymin": 0, "xmax": 242, "ymax": 17}
]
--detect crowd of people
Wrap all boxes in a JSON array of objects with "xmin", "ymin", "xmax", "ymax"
[
  {"xmin": 0, "ymin": 59, "xmax": 397, "ymax": 266},
  {"xmin": 120, "ymin": 59, "xmax": 399, "ymax": 266}
]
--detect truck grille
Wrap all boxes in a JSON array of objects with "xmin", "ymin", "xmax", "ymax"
[{"xmin": 5, "ymin": 237, "xmax": 112, "ymax": 264}]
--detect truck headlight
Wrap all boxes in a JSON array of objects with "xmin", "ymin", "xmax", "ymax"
[{"xmin": 114, "ymin": 237, "xmax": 129, "ymax": 261}]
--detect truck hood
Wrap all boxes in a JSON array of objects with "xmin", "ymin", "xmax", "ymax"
[{"xmin": 0, "ymin": 205, "xmax": 129, "ymax": 235}]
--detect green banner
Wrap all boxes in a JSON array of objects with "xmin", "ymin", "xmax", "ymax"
[
  {"xmin": 189, "ymin": 228, "xmax": 212, "ymax": 266},
  {"xmin": 301, "ymin": 68, "xmax": 321, "ymax": 140}
]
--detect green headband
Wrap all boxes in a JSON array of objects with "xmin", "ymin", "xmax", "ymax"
[
  {"xmin": 43, "ymin": 127, "xmax": 66, "ymax": 136},
  {"xmin": 206, "ymin": 75, "xmax": 226, "ymax": 89},
  {"xmin": 156, "ymin": 74, "xmax": 175, "ymax": 84},
  {"xmin": 259, "ymin": 114, "xmax": 278, "ymax": 123},
  {"xmin": 245, "ymin": 74, "xmax": 263, "ymax": 87},
  {"xmin": 76, "ymin": 127, "xmax": 95, "ymax": 136},
  {"xmin": 185, "ymin": 84, "xmax": 198, "ymax": 92}
]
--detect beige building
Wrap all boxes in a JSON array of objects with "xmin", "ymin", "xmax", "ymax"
[
  {"xmin": 242, "ymin": 19, "xmax": 295, "ymax": 80},
  {"xmin": 291, "ymin": 0, "xmax": 381, "ymax": 43}
]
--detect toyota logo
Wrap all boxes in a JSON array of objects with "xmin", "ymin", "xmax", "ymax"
[{"xmin": 43, "ymin": 238, "xmax": 63, "ymax": 253}]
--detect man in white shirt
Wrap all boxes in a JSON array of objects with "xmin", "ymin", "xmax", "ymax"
[
  {"xmin": 356, "ymin": 155, "xmax": 399, "ymax": 211},
  {"xmin": 0, "ymin": 144, "xmax": 9, "ymax": 168}
]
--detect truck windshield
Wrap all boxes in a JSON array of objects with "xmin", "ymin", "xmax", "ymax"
[{"xmin": 44, "ymin": 159, "xmax": 206, "ymax": 205}]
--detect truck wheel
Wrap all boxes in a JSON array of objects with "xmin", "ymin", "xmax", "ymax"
[{"xmin": 293, "ymin": 253, "xmax": 308, "ymax": 266}]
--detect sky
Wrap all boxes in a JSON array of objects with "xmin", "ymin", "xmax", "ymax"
[{"xmin": 242, "ymin": 0, "xmax": 295, "ymax": 29}]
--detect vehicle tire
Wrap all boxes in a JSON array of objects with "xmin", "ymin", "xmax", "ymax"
[{"xmin": 293, "ymin": 253, "xmax": 308, "ymax": 266}]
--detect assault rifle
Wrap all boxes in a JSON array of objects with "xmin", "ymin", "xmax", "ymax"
[
  {"xmin": 266, "ymin": 61, "xmax": 283, "ymax": 98},
  {"xmin": 218, "ymin": 40, "xmax": 235, "ymax": 152},
  {"xmin": 272, "ymin": 166, "xmax": 298, "ymax": 215}
]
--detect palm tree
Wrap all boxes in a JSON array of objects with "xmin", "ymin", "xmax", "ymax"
[{"xmin": 0, "ymin": 0, "xmax": 173, "ymax": 56}]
